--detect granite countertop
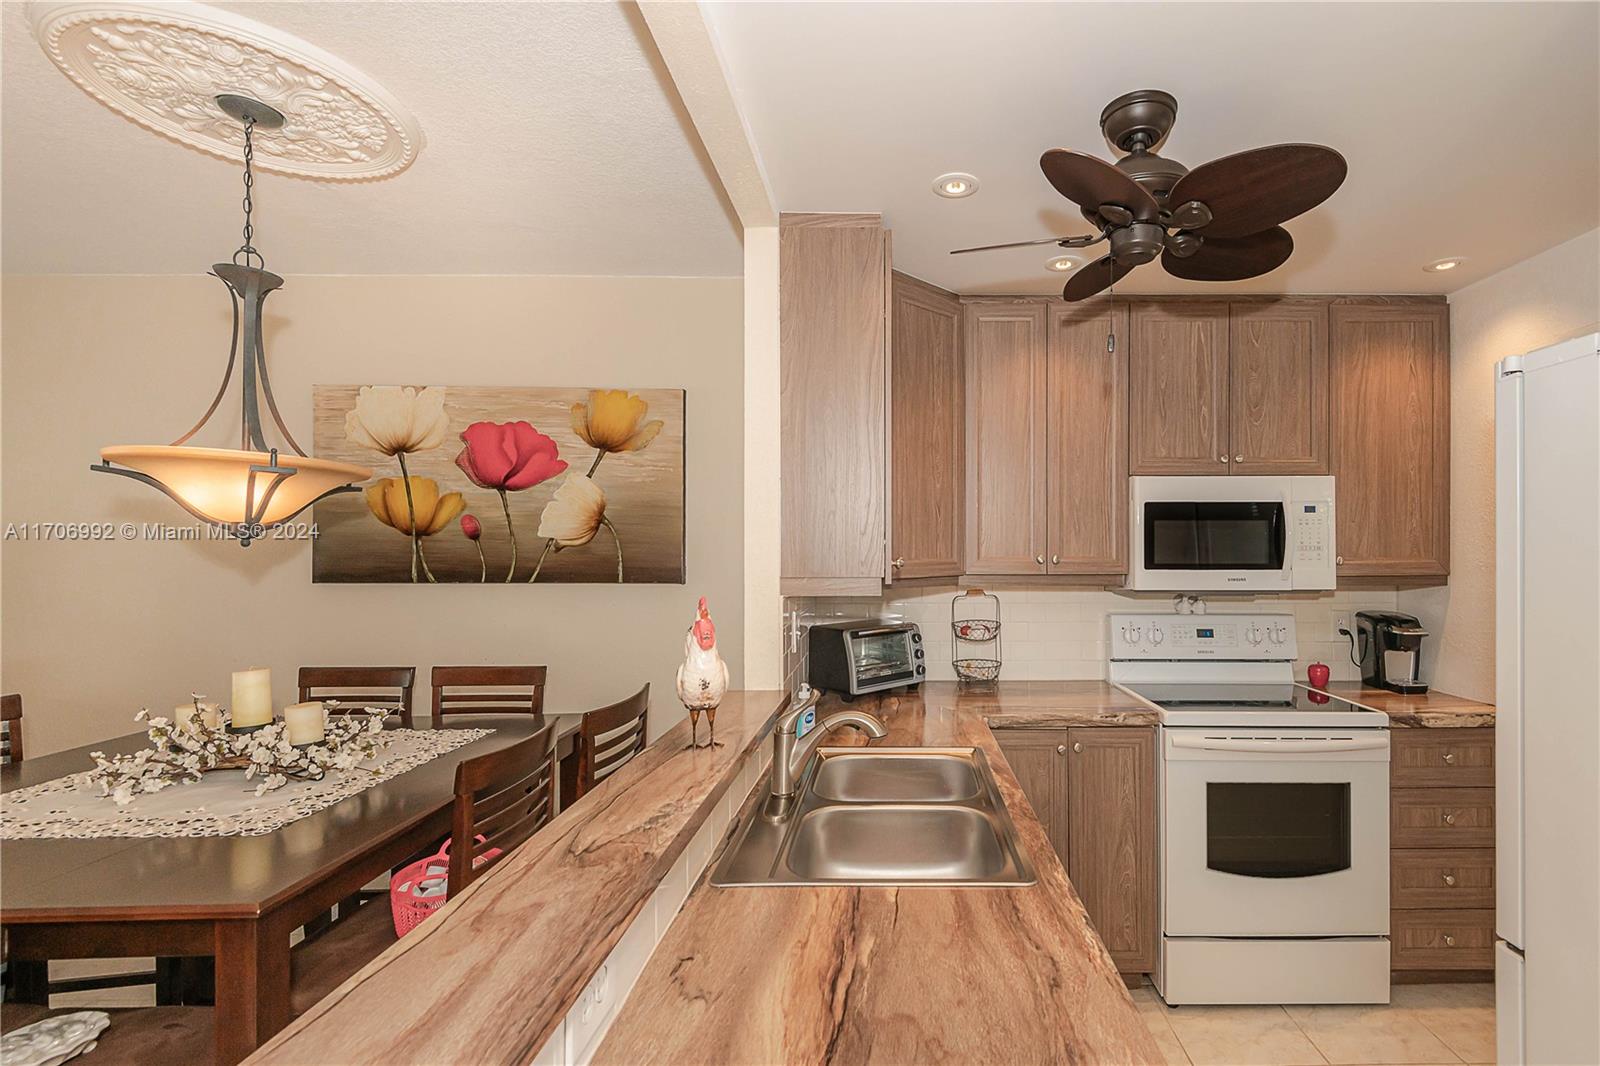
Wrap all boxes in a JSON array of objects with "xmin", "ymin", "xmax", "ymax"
[
  {"xmin": 592, "ymin": 687, "xmax": 1161, "ymax": 1066},
  {"xmin": 249, "ymin": 690, "xmax": 787, "ymax": 1066},
  {"xmin": 1319, "ymin": 683, "xmax": 1496, "ymax": 728}
]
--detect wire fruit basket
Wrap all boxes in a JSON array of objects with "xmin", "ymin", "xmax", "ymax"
[{"xmin": 952, "ymin": 588, "xmax": 1001, "ymax": 685}]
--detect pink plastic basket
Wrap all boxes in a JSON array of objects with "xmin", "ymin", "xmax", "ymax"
[{"xmin": 389, "ymin": 837, "xmax": 501, "ymax": 936}]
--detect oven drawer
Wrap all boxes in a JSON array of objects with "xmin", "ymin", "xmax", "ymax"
[
  {"xmin": 1391, "ymin": 908, "xmax": 1495, "ymax": 970},
  {"xmin": 1391, "ymin": 848, "xmax": 1495, "ymax": 909},
  {"xmin": 1391, "ymin": 729, "xmax": 1494, "ymax": 788},
  {"xmin": 1391, "ymin": 788, "xmax": 1494, "ymax": 848}
]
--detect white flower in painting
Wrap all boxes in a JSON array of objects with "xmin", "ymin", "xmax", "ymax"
[
  {"xmin": 536, "ymin": 473, "xmax": 607, "ymax": 547},
  {"xmin": 344, "ymin": 386, "xmax": 450, "ymax": 457}
]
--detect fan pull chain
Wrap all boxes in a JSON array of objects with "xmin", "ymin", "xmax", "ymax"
[{"xmin": 1106, "ymin": 260, "xmax": 1117, "ymax": 353}]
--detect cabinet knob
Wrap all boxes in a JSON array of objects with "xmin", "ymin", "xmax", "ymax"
[
  {"xmin": 1443, "ymin": 873, "xmax": 1457, "ymax": 886},
  {"xmin": 1036, "ymin": 554, "xmax": 1045, "ymax": 565},
  {"xmin": 1218, "ymin": 455, "xmax": 1230, "ymax": 463},
  {"xmin": 1442, "ymin": 752, "xmax": 1456, "ymax": 764},
  {"xmin": 1234, "ymin": 455, "xmax": 1244, "ymax": 463},
  {"xmin": 1443, "ymin": 811, "xmax": 1457, "ymax": 825},
  {"xmin": 1056, "ymin": 744, "xmax": 1067, "ymax": 755},
  {"xmin": 1072, "ymin": 742, "xmax": 1083, "ymax": 753},
  {"xmin": 891, "ymin": 557, "xmax": 906, "ymax": 570},
  {"xmin": 1336, "ymin": 555, "xmax": 1344, "ymax": 565},
  {"xmin": 1051, "ymin": 554, "xmax": 1060, "ymax": 565},
  {"xmin": 1443, "ymin": 934, "xmax": 1457, "ymax": 947}
]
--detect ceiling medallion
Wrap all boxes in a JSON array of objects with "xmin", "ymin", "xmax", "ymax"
[{"xmin": 28, "ymin": 0, "xmax": 423, "ymax": 181}]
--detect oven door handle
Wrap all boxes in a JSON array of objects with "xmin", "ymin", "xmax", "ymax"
[{"xmin": 1169, "ymin": 735, "xmax": 1389, "ymax": 754}]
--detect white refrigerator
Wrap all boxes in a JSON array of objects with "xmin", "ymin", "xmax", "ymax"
[{"xmin": 1495, "ymin": 332, "xmax": 1600, "ymax": 1066}]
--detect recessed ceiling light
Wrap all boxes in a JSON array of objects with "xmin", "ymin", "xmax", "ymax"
[
  {"xmin": 932, "ymin": 172, "xmax": 979, "ymax": 198},
  {"xmin": 1424, "ymin": 257, "xmax": 1465, "ymax": 273},
  {"xmin": 1047, "ymin": 256, "xmax": 1076, "ymax": 272}
]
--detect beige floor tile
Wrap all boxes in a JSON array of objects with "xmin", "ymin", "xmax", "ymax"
[
  {"xmin": 1167, "ymin": 1004, "xmax": 1328, "ymax": 1066},
  {"xmin": 1391, "ymin": 984, "xmax": 1496, "ymax": 1064},
  {"xmin": 1285, "ymin": 1003, "xmax": 1459, "ymax": 1065},
  {"xmin": 1131, "ymin": 987, "xmax": 1192, "ymax": 1065}
]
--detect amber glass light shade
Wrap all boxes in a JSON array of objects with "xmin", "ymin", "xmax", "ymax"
[{"xmin": 98, "ymin": 445, "xmax": 371, "ymax": 527}]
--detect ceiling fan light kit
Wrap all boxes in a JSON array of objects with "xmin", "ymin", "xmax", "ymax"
[{"xmin": 952, "ymin": 89, "xmax": 1348, "ymax": 300}]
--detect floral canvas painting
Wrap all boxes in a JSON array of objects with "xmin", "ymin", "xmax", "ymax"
[{"xmin": 311, "ymin": 385, "xmax": 685, "ymax": 584}]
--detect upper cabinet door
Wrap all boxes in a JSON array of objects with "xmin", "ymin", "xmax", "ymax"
[
  {"xmin": 1229, "ymin": 301, "xmax": 1331, "ymax": 475},
  {"xmin": 965, "ymin": 303, "xmax": 1047, "ymax": 574},
  {"xmin": 1046, "ymin": 303, "xmax": 1129, "ymax": 574},
  {"xmin": 779, "ymin": 215, "xmax": 887, "ymax": 587},
  {"xmin": 889, "ymin": 274, "xmax": 963, "ymax": 580},
  {"xmin": 1129, "ymin": 302, "xmax": 1231, "ymax": 474},
  {"xmin": 1329, "ymin": 301, "xmax": 1450, "ymax": 579}
]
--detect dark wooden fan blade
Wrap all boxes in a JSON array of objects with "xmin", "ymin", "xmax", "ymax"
[
  {"xmin": 1162, "ymin": 227, "xmax": 1294, "ymax": 281},
  {"xmin": 1063, "ymin": 255, "xmax": 1136, "ymax": 301},
  {"xmin": 1040, "ymin": 149, "xmax": 1160, "ymax": 222},
  {"xmin": 1167, "ymin": 144, "xmax": 1346, "ymax": 238}
]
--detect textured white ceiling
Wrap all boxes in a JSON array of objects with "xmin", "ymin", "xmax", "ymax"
[
  {"xmin": 707, "ymin": 1, "xmax": 1600, "ymax": 295},
  {"xmin": 2, "ymin": 1, "xmax": 742, "ymax": 276}
]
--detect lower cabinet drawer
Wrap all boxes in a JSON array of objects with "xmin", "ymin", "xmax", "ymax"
[
  {"xmin": 1391, "ymin": 848, "xmax": 1495, "ymax": 909},
  {"xmin": 1391, "ymin": 909, "xmax": 1495, "ymax": 970},
  {"xmin": 1391, "ymin": 788, "xmax": 1495, "ymax": 848}
]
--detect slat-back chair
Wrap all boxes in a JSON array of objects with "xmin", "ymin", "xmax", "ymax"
[
  {"xmin": 297, "ymin": 666, "xmax": 416, "ymax": 729},
  {"xmin": 448, "ymin": 722, "xmax": 557, "ymax": 896},
  {"xmin": 1, "ymin": 693, "xmax": 22, "ymax": 764},
  {"xmin": 575, "ymin": 684, "xmax": 650, "ymax": 800},
  {"xmin": 430, "ymin": 666, "xmax": 547, "ymax": 725}
]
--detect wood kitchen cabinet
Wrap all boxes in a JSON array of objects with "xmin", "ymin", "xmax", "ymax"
[
  {"xmin": 888, "ymin": 273, "xmax": 963, "ymax": 580},
  {"xmin": 1129, "ymin": 301, "xmax": 1231, "ymax": 473},
  {"xmin": 779, "ymin": 213, "xmax": 888, "ymax": 595},
  {"xmin": 1330, "ymin": 300, "xmax": 1451, "ymax": 580},
  {"xmin": 964, "ymin": 301, "xmax": 1129, "ymax": 576},
  {"xmin": 995, "ymin": 726, "xmax": 1157, "ymax": 975}
]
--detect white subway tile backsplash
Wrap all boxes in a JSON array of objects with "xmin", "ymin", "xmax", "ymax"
[{"xmin": 798, "ymin": 586, "xmax": 1396, "ymax": 684}]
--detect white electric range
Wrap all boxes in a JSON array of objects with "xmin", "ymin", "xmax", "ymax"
[{"xmin": 1110, "ymin": 612, "xmax": 1392, "ymax": 1006}]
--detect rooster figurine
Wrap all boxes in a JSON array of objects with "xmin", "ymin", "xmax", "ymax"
[{"xmin": 675, "ymin": 596, "xmax": 729, "ymax": 748}]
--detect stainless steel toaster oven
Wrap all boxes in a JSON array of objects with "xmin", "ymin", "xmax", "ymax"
[{"xmin": 807, "ymin": 621, "xmax": 924, "ymax": 698}]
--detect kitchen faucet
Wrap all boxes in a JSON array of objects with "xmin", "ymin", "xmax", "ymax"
[{"xmin": 766, "ymin": 683, "xmax": 886, "ymax": 820}]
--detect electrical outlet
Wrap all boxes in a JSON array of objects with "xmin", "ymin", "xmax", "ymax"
[{"xmin": 1332, "ymin": 611, "xmax": 1353, "ymax": 636}]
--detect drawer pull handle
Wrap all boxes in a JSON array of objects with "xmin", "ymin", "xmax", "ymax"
[
  {"xmin": 1443, "ymin": 873, "xmax": 1457, "ymax": 886},
  {"xmin": 1443, "ymin": 934, "xmax": 1457, "ymax": 947},
  {"xmin": 1443, "ymin": 752, "xmax": 1457, "ymax": 764},
  {"xmin": 1443, "ymin": 812, "xmax": 1457, "ymax": 825}
]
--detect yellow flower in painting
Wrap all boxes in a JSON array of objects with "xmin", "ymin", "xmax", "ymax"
[
  {"xmin": 570, "ymin": 389, "xmax": 663, "ymax": 454},
  {"xmin": 345, "ymin": 386, "xmax": 450, "ymax": 457},
  {"xmin": 364, "ymin": 477, "xmax": 465, "ymax": 536},
  {"xmin": 536, "ymin": 473, "xmax": 607, "ymax": 547}
]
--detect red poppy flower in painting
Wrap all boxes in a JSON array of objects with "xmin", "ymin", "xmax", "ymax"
[{"xmin": 454, "ymin": 421, "xmax": 567, "ymax": 491}]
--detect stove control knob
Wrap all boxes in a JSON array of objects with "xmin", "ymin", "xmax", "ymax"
[
  {"xmin": 1148, "ymin": 625, "xmax": 1165, "ymax": 646},
  {"xmin": 1128, "ymin": 624, "xmax": 1144, "ymax": 645},
  {"xmin": 1245, "ymin": 623, "xmax": 1264, "ymax": 646},
  {"xmin": 1268, "ymin": 624, "xmax": 1287, "ymax": 645}
]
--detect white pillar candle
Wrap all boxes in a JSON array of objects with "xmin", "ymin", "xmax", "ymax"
[
  {"xmin": 284, "ymin": 701, "xmax": 326, "ymax": 745},
  {"xmin": 231, "ymin": 668, "xmax": 274, "ymax": 729},
  {"xmin": 174, "ymin": 704, "xmax": 202, "ymax": 732},
  {"xmin": 197, "ymin": 702, "xmax": 222, "ymax": 731}
]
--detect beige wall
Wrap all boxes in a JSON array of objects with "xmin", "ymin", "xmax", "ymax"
[
  {"xmin": 1399, "ymin": 229, "xmax": 1600, "ymax": 701},
  {"xmin": 1, "ymin": 274, "xmax": 744, "ymax": 756}
]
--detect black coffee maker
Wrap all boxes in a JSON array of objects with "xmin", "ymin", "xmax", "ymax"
[{"xmin": 1355, "ymin": 611, "xmax": 1430, "ymax": 694}]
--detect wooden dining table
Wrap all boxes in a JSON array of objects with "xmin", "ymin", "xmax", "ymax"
[{"xmin": 0, "ymin": 714, "xmax": 576, "ymax": 1065}]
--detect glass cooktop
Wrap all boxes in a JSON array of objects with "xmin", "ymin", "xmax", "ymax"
[{"xmin": 1119, "ymin": 683, "xmax": 1391, "ymax": 727}]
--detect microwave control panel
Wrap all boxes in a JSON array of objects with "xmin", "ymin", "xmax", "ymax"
[
  {"xmin": 1288, "ymin": 483, "xmax": 1337, "ymax": 588},
  {"xmin": 1110, "ymin": 613, "xmax": 1298, "ymax": 660}
]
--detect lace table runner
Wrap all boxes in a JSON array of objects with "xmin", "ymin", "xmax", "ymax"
[{"xmin": 0, "ymin": 728, "xmax": 492, "ymax": 840}]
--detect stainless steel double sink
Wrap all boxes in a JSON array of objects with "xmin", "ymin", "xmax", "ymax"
[{"xmin": 710, "ymin": 748, "xmax": 1036, "ymax": 887}]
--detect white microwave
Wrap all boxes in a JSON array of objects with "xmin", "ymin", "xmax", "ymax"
[{"xmin": 1127, "ymin": 475, "xmax": 1336, "ymax": 592}]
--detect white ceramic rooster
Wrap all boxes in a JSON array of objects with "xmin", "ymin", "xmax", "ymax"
[{"xmin": 675, "ymin": 596, "xmax": 729, "ymax": 748}]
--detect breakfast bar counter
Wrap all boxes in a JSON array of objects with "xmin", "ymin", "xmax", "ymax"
[{"xmin": 592, "ymin": 685, "xmax": 1161, "ymax": 1066}]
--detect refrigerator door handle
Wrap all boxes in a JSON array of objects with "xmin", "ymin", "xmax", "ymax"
[{"xmin": 1494, "ymin": 359, "xmax": 1525, "ymax": 948}]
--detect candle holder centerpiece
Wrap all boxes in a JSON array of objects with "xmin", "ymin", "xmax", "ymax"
[{"xmin": 87, "ymin": 697, "xmax": 387, "ymax": 806}]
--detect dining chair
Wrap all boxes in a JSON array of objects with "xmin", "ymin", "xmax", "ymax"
[
  {"xmin": 574, "ymin": 684, "xmax": 650, "ymax": 801},
  {"xmin": 298, "ymin": 666, "xmax": 417, "ymax": 729},
  {"xmin": 1, "ymin": 693, "xmax": 23, "ymax": 764},
  {"xmin": 289, "ymin": 723, "xmax": 557, "ymax": 1014},
  {"xmin": 429, "ymin": 666, "xmax": 547, "ymax": 725},
  {"xmin": 448, "ymin": 720, "xmax": 558, "ymax": 895}
]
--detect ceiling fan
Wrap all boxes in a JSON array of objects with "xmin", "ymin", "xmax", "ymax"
[{"xmin": 952, "ymin": 90, "xmax": 1347, "ymax": 300}]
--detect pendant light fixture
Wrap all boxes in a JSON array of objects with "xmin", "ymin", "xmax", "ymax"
[{"xmin": 91, "ymin": 95, "xmax": 371, "ymax": 546}]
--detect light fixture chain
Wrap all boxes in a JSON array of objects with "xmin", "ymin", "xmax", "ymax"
[{"xmin": 234, "ymin": 116, "xmax": 263, "ymax": 269}]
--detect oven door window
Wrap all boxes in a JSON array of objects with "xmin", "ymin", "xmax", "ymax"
[
  {"xmin": 849, "ymin": 632, "xmax": 914, "ymax": 685},
  {"xmin": 1145, "ymin": 501, "xmax": 1286, "ymax": 570},
  {"xmin": 1206, "ymin": 782, "xmax": 1351, "ymax": 878}
]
